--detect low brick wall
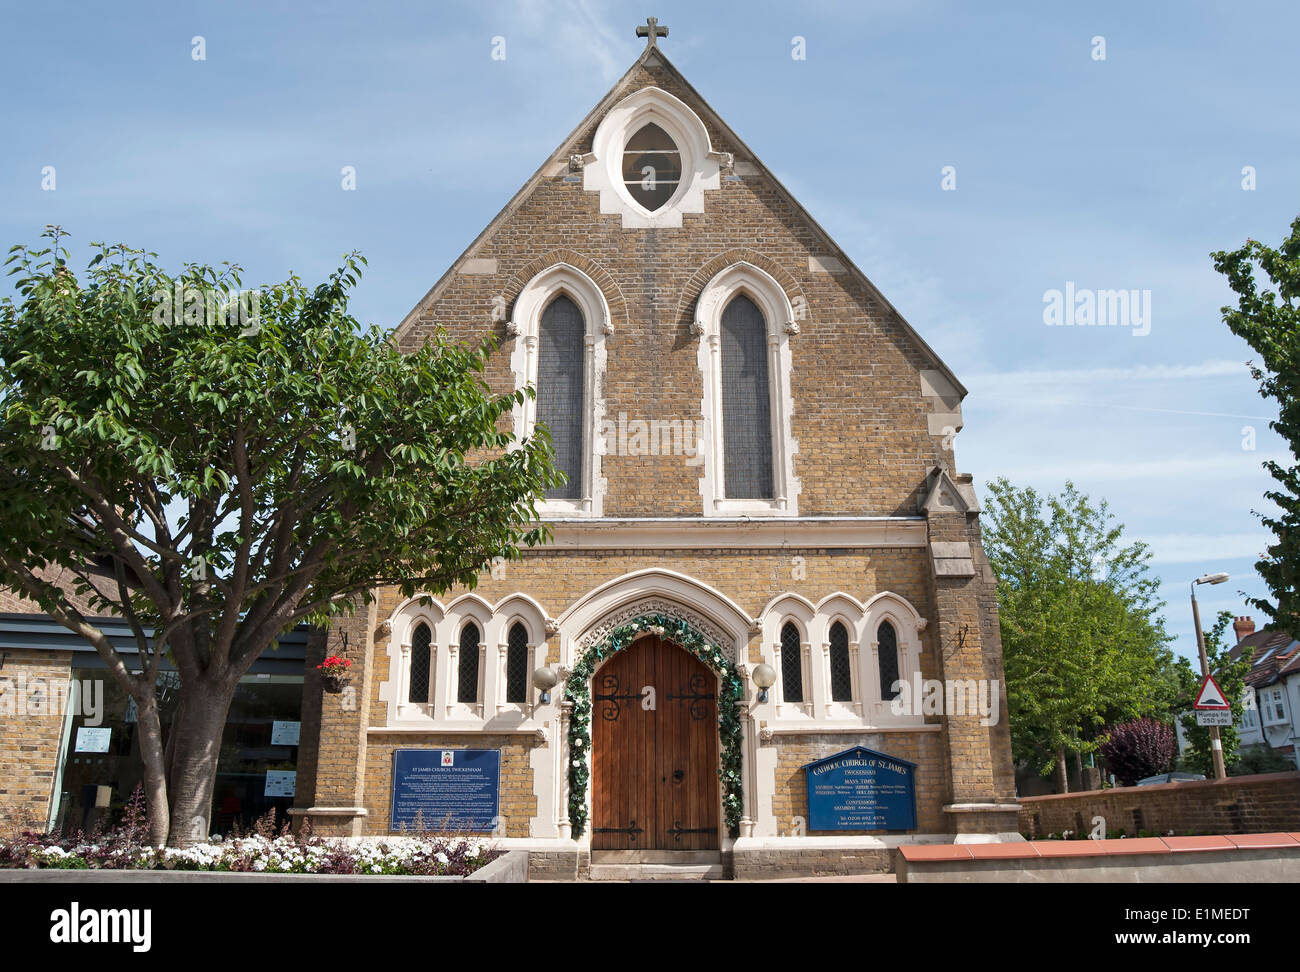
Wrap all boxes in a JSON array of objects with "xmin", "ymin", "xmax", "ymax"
[
  {"xmin": 898, "ymin": 833, "xmax": 1300, "ymax": 883},
  {"xmin": 1018, "ymin": 772, "xmax": 1300, "ymax": 838}
]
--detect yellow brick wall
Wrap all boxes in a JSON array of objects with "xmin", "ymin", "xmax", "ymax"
[
  {"xmin": 362, "ymin": 734, "xmax": 540, "ymax": 837},
  {"xmin": 0, "ymin": 649, "xmax": 72, "ymax": 830},
  {"xmin": 769, "ymin": 732, "xmax": 948, "ymax": 835}
]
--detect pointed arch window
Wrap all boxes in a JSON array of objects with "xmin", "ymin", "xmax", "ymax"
[
  {"xmin": 695, "ymin": 262, "xmax": 799, "ymax": 516},
  {"xmin": 537, "ymin": 294, "xmax": 585, "ymax": 500},
  {"xmin": 877, "ymin": 620, "xmax": 900, "ymax": 701},
  {"xmin": 720, "ymin": 294, "xmax": 774, "ymax": 499},
  {"xmin": 506, "ymin": 622, "xmax": 530, "ymax": 704},
  {"xmin": 780, "ymin": 622, "xmax": 804, "ymax": 703},
  {"xmin": 408, "ymin": 622, "xmax": 432, "ymax": 704},
  {"xmin": 458, "ymin": 623, "xmax": 481, "ymax": 704},
  {"xmin": 509, "ymin": 263, "xmax": 610, "ymax": 516},
  {"xmin": 828, "ymin": 621, "xmax": 853, "ymax": 702}
]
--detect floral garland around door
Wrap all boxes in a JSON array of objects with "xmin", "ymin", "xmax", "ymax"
[{"xmin": 566, "ymin": 613, "xmax": 744, "ymax": 839}]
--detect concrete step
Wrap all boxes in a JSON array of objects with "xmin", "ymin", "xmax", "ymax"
[
  {"xmin": 588, "ymin": 863, "xmax": 726, "ymax": 882},
  {"xmin": 590, "ymin": 850, "xmax": 721, "ymax": 866}
]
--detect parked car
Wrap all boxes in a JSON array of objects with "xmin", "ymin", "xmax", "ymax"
[{"xmin": 1135, "ymin": 772, "xmax": 1206, "ymax": 786}]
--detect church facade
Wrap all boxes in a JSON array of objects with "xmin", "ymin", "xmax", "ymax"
[{"xmin": 292, "ymin": 22, "xmax": 1019, "ymax": 877}]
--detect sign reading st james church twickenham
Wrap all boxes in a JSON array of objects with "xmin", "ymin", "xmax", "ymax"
[
  {"xmin": 390, "ymin": 749, "xmax": 501, "ymax": 832},
  {"xmin": 802, "ymin": 747, "xmax": 917, "ymax": 831}
]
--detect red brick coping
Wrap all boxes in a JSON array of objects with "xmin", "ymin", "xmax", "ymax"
[{"xmin": 899, "ymin": 833, "xmax": 1300, "ymax": 863}]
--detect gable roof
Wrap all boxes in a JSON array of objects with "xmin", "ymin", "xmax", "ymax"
[
  {"xmin": 1229, "ymin": 628, "xmax": 1300, "ymax": 689},
  {"xmin": 392, "ymin": 44, "xmax": 966, "ymax": 398}
]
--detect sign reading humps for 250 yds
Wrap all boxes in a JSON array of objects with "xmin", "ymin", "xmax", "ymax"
[{"xmin": 1194, "ymin": 674, "xmax": 1232, "ymax": 726}]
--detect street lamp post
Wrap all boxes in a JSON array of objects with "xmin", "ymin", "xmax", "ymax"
[{"xmin": 1190, "ymin": 572, "xmax": 1230, "ymax": 780}]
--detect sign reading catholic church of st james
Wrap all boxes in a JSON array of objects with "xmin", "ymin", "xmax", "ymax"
[{"xmin": 802, "ymin": 748, "xmax": 918, "ymax": 832}]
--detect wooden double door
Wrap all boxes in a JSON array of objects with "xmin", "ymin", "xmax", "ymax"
[{"xmin": 591, "ymin": 635, "xmax": 720, "ymax": 850}]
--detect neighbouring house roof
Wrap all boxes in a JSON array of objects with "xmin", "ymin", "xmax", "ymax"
[{"xmin": 1229, "ymin": 628, "xmax": 1300, "ymax": 690}]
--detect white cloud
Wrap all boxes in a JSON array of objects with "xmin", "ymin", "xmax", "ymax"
[
  {"xmin": 1139, "ymin": 533, "xmax": 1269, "ymax": 565},
  {"xmin": 992, "ymin": 453, "xmax": 1287, "ymax": 484},
  {"xmin": 966, "ymin": 359, "xmax": 1251, "ymax": 386}
]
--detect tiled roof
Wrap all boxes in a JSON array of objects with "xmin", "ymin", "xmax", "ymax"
[{"xmin": 1231, "ymin": 629, "xmax": 1300, "ymax": 689}]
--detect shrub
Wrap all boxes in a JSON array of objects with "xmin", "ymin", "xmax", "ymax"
[{"xmin": 1099, "ymin": 717, "xmax": 1175, "ymax": 786}]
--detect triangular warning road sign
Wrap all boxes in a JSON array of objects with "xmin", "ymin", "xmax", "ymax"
[{"xmin": 1194, "ymin": 674, "xmax": 1230, "ymax": 710}]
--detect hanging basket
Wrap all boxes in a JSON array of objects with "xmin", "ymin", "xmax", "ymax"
[
  {"xmin": 321, "ymin": 672, "xmax": 349, "ymax": 694},
  {"xmin": 318, "ymin": 654, "xmax": 352, "ymax": 693}
]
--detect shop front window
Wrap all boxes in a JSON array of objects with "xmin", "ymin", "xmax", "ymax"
[{"xmin": 51, "ymin": 670, "xmax": 304, "ymax": 837}]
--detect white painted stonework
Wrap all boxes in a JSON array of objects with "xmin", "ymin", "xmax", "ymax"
[
  {"xmin": 582, "ymin": 86, "xmax": 724, "ymax": 228},
  {"xmin": 377, "ymin": 568, "xmax": 938, "ymax": 841},
  {"xmin": 508, "ymin": 263, "xmax": 610, "ymax": 517},
  {"xmin": 694, "ymin": 262, "xmax": 801, "ymax": 516}
]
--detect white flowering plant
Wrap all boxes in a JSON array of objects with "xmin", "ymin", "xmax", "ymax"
[{"xmin": 0, "ymin": 789, "xmax": 499, "ymax": 876}]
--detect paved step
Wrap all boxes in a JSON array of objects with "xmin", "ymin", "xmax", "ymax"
[
  {"xmin": 588, "ymin": 863, "xmax": 726, "ymax": 882},
  {"xmin": 590, "ymin": 850, "xmax": 721, "ymax": 866}
]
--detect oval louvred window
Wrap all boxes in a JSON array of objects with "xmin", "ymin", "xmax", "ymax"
[{"xmin": 621, "ymin": 122, "xmax": 681, "ymax": 212}]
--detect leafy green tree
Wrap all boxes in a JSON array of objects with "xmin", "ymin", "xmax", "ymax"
[
  {"xmin": 1212, "ymin": 216, "xmax": 1300, "ymax": 631},
  {"xmin": 1233, "ymin": 742, "xmax": 1296, "ymax": 775},
  {"xmin": 0, "ymin": 228, "xmax": 563, "ymax": 846},
  {"xmin": 1175, "ymin": 610, "xmax": 1251, "ymax": 777},
  {"xmin": 983, "ymin": 479, "xmax": 1176, "ymax": 791}
]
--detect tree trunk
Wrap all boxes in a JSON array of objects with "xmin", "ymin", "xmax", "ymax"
[
  {"xmin": 132, "ymin": 690, "xmax": 171, "ymax": 847},
  {"xmin": 1054, "ymin": 746, "xmax": 1069, "ymax": 794},
  {"xmin": 163, "ymin": 681, "xmax": 238, "ymax": 847}
]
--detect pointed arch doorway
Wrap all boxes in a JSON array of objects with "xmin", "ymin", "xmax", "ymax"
[{"xmin": 590, "ymin": 634, "xmax": 720, "ymax": 850}]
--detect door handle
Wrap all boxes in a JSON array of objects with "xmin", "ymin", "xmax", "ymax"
[{"xmin": 672, "ymin": 769, "xmax": 684, "ymax": 783}]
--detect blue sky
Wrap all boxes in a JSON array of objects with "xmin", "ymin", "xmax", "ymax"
[{"xmin": 3, "ymin": 0, "xmax": 1298, "ymax": 662}]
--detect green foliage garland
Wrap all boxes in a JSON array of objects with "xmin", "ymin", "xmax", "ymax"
[{"xmin": 565, "ymin": 613, "xmax": 744, "ymax": 839}]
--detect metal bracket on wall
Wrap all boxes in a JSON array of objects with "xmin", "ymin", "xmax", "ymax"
[{"xmin": 944, "ymin": 624, "xmax": 970, "ymax": 662}]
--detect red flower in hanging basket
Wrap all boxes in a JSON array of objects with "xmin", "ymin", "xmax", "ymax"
[
  {"xmin": 317, "ymin": 655, "xmax": 352, "ymax": 676},
  {"xmin": 317, "ymin": 655, "xmax": 352, "ymax": 693}
]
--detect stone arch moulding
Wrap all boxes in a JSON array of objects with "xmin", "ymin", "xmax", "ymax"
[
  {"xmin": 582, "ymin": 86, "xmax": 726, "ymax": 228},
  {"xmin": 507, "ymin": 262, "xmax": 611, "ymax": 517},
  {"xmin": 862, "ymin": 591, "xmax": 927, "ymax": 728},
  {"xmin": 694, "ymin": 261, "xmax": 801, "ymax": 517},
  {"xmin": 377, "ymin": 591, "xmax": 555, "ymax": 727},
  {"xmin": 675, "ymin": 248, "xmax": 807, "ymax": 331},
  {"xmin": 556, "ymin": 568, "xmax": 753, "ymax": 667}
]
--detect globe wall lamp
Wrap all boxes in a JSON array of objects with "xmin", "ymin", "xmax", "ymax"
[
  {"xmin": 751, "ymin": 663, "xmax": 777, "ymax": 704},
  {"xmin": 532, "ymin": 667, "xmax": 559, "ymax": 705}
]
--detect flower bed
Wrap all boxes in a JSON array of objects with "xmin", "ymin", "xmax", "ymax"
[
  {"xmin": 0, "ymin": 832, "xmax": 500, "ymax": 876},
  {"xmin": 0, "ymin": 791, "xmax": 500, "ymax": 876}
]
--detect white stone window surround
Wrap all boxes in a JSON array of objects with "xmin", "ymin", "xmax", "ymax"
[
  {"xmin": 494, "ymin": 595, "xmax": 549, "ymax": 718},
  {"xmin": 695, "ymin": 262, "xmax": 801, "ymax": 516},
  {"xmin": 755, "ymin": 592, "xmax": 926, "ymax": 730},
  {"xmin": 765, "ymin": 599, "xmax": 814, "ymax": 720},
  {"xmin": 582, "ymin": 86, "xmax": 726, "ymax": 229},
  {"xmin": 508, "ymin": 263, "xmax": 610, "ymax": 518},
  {"xmin": 378, "ymin": 592, "xmax": 552, "ymax": 728}
]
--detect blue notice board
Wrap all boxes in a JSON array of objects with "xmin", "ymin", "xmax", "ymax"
[
  {"xmin": 390, "ymin": 749, "xmax": 500, "ymax": 832},
  {"xmin": 802, "ymin": 746, "xmax": 917, "ymax": 832}
]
